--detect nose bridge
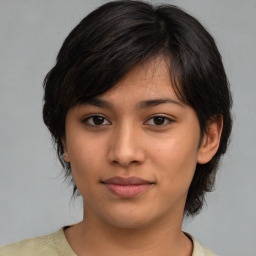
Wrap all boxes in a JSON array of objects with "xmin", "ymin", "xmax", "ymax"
[{"xmin": 108, "ymin": 120, "xmax": 145, "ymax": 166}]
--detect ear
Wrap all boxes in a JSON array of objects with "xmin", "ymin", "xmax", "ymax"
[
  {"xmin": 62, "ymin": 139, "xmax": 70, "ymax": 163},
  {"xmin": 197, "ymin": 116, "xmax": 223, "ymax": 164}
]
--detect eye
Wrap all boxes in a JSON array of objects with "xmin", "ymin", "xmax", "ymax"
[
  {"xmin": 83, "ymin": 115, "xmax": 110, "ymax": 126},
  {"xmin": 146, "ymin": 115, "xmax": 173, "ymax": 126}
]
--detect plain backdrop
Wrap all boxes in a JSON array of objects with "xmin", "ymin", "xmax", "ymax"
[{"xmin": 0, "ymin": 1, "xmax": 255, "ymax": 255}]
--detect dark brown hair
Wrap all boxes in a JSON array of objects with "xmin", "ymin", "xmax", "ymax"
[{"xmin": 43, "ymin": 0, "xmax": 232, "ymax": 216}]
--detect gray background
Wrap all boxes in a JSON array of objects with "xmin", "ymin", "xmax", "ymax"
[{"xmin": 0, "ymin": 0, "xmax": 255, "ymax": 255}]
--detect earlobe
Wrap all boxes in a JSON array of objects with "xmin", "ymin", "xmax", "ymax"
[
  {"xmin": 63, "ymin": 152, "xmax": 70, "ymax": 162},
  {"xmin": 62, "ymin": 139, "xmax": 70, "ymax": 163},
  {"xmin": 197, "ymin": 116, "xmax": 223, "ymax": 164}
]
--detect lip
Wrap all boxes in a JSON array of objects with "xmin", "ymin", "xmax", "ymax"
[{"xmin": 101, "ymin": 176, "xmax": 154, "ymax": 198}]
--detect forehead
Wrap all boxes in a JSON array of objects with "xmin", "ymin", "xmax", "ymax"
[{"xmin": 99, "ymin": 58, "xmax": 180, "ymax": 103}]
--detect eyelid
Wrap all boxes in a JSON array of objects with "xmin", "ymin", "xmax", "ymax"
[
  {"xmin": 82, "ymin": 114, "xmax": 111, "ymax": 126},
  {"xmin": 144, "ymin": 115, "xmax": 175, "ymax": 126}
]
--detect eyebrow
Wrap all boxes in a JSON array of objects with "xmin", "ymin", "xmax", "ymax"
[
  {"xmin": 81, "ymin": 98, "xmax": 113, "ymax": 109},
  {"xmin": 81, "ymin": 97, "xmax": 183, "ymax": 109},
  {"xmin": 137, "ymin": 98, "xmax": 183, "ymax": 109}
]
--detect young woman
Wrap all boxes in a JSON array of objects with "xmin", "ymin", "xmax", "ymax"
[{"xmin": 0, "ymin": 1, "xmax": 232, "ymax": 255}]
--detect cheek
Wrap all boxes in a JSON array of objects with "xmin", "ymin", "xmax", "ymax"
[
  {"xmin": 149, "ymin": 133, "xmax": 199, "ymax": 193},
  {"xmin": 66, "ymin": 135, "xmax": 105, "ymax": 190},
  {"xmin": 67, "ymin": 129, "xmax": 104, "ymax": 165}
]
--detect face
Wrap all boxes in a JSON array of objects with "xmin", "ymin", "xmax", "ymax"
[{"xmin": 64, "ymin": 59, "xmax": 203, "ymax": 229}]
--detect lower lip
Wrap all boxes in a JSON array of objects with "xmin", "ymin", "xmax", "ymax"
[{"xmin": 103, "ymin": 184, "xmax": 153, "ymax": 198}]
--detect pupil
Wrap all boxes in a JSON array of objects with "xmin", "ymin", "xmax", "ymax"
[
  {"xmin": 93, "ymin": 116, "xmax": 104, "ymax": 125},
  {"xmin": 154, "ymin": 117, "xmax": 165, "ymax": 125}
]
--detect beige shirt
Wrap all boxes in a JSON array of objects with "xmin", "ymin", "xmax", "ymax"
[{"xmin": 0, "ymin": 229, "xmax": 217, "ymax": 256}]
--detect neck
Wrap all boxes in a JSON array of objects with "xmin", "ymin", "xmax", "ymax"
[{"xmin": 64, "ymin": 206, "xmax": 193, "ymax": 256}]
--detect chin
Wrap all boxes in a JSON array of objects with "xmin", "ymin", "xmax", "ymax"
[
  {"xmin": 99, "ymin": 209, "xmax": 158, "ymax": 230},
  {"xmin": 108, "ymin": 218, "xmax": 153, "ymax": 230}
]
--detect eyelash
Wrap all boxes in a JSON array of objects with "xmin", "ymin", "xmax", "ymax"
[
  {"xmin": 145, "ymin": 115, "xmax": 174, "ymax": 126},
  {"xmin": 82, "ymin": 114, "xmax": 174, "ymax": 127},
  {"xmin": 83, "ymin": 115, "xmax": 111, "ymax": 126}
]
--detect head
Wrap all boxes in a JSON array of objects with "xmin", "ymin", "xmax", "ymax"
[{"xmin": 43, "ymin": 0, "xmax": 232, "ymax": 217}]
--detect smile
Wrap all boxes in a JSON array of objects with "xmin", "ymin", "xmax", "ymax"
[{"xmin": 101, "ymin": 176, "xmax": 154, "ymax": 198}]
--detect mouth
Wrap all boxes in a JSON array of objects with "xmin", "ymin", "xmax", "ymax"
[{"xmin": 101, "ymin": 176, "xmax": 154, "ymax": 198}]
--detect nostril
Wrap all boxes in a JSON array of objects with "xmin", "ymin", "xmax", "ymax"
[
  {"xmin": 107, "ymin": 139, "xmax": 146, "ymax": 167},
  {"xmin": 111, "ymin": 159, "xmax": 140, "ymax": 167}
]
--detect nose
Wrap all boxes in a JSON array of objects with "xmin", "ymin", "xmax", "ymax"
[{"xmin": 107, "ymin": 124, "xmax": 146, "ymax": 167}]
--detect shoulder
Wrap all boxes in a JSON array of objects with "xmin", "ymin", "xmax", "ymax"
[
  {"xmin": 187, "ymin": 233, "xmax": 218, "ymax": 256},
  {"xmin": 0, "ymin": 233, "xmax": 57, "ymax": 256},
  {"xmin": 0, "ymin": 228, "xmax": 75, "ymax": 256}
]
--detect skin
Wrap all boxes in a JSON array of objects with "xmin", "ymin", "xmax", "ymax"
[{"xmin": 63, "ymin": 58, "xmax": 222, "ymax": 256}]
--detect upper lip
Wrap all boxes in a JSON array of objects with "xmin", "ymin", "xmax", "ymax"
[{"xmin": 102, "ymin": 176, "xmax": 154, "ymax": 185}]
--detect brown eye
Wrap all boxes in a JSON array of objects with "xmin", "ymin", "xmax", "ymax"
[
  {"xmin": 153, "ymin": 116, "xmax": 166, "ymax": 125},
  {"xmin": 145, "ymin": 115, "xmax": 173, "ymax": 126},
  {"xmin": 93, "ymin": 116, "xmax": 105, "ymax": 125},
  {"xmin": 84, "ymin": 115, "xmax": 110, "ymax": 126}
]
